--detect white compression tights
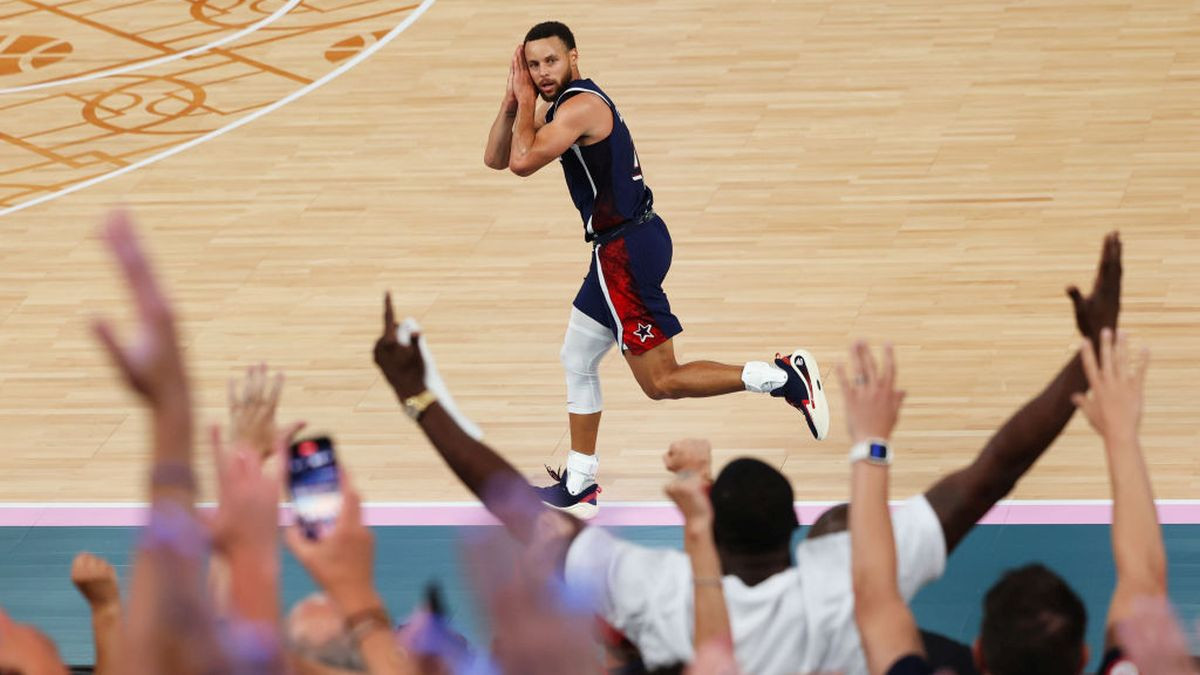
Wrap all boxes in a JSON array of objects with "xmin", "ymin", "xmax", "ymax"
[{"xmin": 560, "ymin": 308, "xmax": 615, "ymax": 415}]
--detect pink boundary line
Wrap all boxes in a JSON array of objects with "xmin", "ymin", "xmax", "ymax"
[{"xmin": 3, "ymin": 501, "xmax": 1200, "ymax": 527}]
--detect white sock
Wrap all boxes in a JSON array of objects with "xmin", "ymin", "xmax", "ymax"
[
  {"xmin": 565, "ymin": 450, "xmax": 599, "ymax": 495},
  {"xmin": 742, "ymin": 361, "xmax": 788, "ymax": 393}
]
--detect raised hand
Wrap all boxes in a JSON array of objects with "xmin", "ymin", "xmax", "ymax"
[
  {"xmin": 205, "ymin": 422, "xmax": 300, "ymax": 556},
  {"xmin": 71, "ymin": 552, "xmax": 121, "ymax": 611},
  {"xmin": 836, "ymin": 341, "xmax": 906, "ymax": 443},
  {"xmin": 372, "ymin": 292, "xmax": 425, "ymax": 399},
  {"xmin": 1067, "ymin": 232, "xmax": 1122, "ymax": 344},
  {"xmin": 665, "ymin": 469, "xmax": 713, "ymax": 525},
  {"xmin": 92, "ymin": 209, "xmax": 188, "ymax": 411},
  {"xmin": 511, "ymin": 42, "xmax": 536, "ymax": 104},
  {"xmin": 663, "ymin": 438, "xmax": 713, "ymax": 480},
  {"xmin": 503, "ymin": 46, "xmax": 520, "ymax": 114},
  {"xmin": 1072, "ymin": 328, "xmax": 1148, "ymax": 444},
  {"xmin": 228, "ymin": 363, "xmax": 284, "ymax": 458},
  {"xmin": 1115, "ymin": 596, "xmax": 1197, "ymax": 675},
  {"xmin": 284, "ymin": 475, "xmax": 379, "ymax": 616}
]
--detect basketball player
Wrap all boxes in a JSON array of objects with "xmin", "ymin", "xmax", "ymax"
[{"xmin": 483, "ymin": 21, "xmax": 829, "ymax": 517}]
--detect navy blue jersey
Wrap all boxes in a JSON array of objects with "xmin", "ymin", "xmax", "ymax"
[{"xmin": 545, "ymin": 79, "xmax": 654, "ymax": 241}]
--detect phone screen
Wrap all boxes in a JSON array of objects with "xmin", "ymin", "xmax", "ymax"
[{"xmin": 288, "ymin": 436, "xmax": 341, "ymax": 539}]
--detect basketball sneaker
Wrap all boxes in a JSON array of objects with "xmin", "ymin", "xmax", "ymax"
[
  {"xmin": 534, "ymin": 466, "xmax": 600, "ymax": 520},
  {"xmin": 771, "ymin": 348, "xmax": 831, "ymax": 441}
]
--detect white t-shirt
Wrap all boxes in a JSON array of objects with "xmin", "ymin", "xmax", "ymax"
[{"xmin": 564, "ymin": 495, "xmax": 946, "ymax": 675}]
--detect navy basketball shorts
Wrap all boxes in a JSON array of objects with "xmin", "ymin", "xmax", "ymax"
[{"xmin": 572, "ymin": 216, "xmax": 683, "ymax": 356}]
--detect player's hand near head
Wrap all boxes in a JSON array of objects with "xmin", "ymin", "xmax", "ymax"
[
  {"xmin": 1073, "ymin": 328, "xmax": 1148, "ymax": 445},
  {"xmin": 511, "ymin": 42, "xmax": 536, "ymax": 104},
  {"xmin": 1067, "ymin": 232, "xmax": 1122, "ymax": 345},
  {"xmin": 92, "ymin": 209, "xmax": 188, "ymax": 411},
  {"xmin": 372, "ymin": 292, "xmax": 426, "ymax": 399},
  {"xmin": 503, "ymin": 44, "xmax": 521, "ymax": 115},
  {"xmin": 837, "ymin": 341, "xmax": 906, "ymax": 444},
  {"xmin": 663, "ymin": 438, "xmax": 713, "ymax": 482}
]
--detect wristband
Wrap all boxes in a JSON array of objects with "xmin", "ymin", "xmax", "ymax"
[
  {"xmin": 345, "ymin": 606, "xmax": 392, "ymax": 644},
  {"xmin": 848, "ymin": 438, "xmax": 892, "ymax": 466}
]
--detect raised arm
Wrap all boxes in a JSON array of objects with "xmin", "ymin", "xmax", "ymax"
[
  {"xmin": 372, "ymin": 294, "xmax": 582, "ymax": 550},
  {"xmin": 1072, "ymin": 330, "xmax": 1165, "ymax": 643},
  {"xmin": 93, "ymin": 210, "xmax": 194, "ymax": 507},
  {"xmin": 664, "ymin": 455, "xmax": 729, "ymax": 651},
  {"xmin": 840, "ymin": 342, "xmax": 923, "ymax": 675},
  {"xmin": 507, "ymin": 47, "xmax": 608, "ymax": 177},
  {"xmin": 924, "ymin": 233, "xmax": 1121, "ymax": 552}
]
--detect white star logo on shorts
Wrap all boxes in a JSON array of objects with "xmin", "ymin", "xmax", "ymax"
[{"xmin": 634, "ymin": 323, "xmax": 655, "ymax": 343}]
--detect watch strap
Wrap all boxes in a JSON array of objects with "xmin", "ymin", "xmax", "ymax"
[
  {"xmin": 849, "ymin": 438, "xmax": 892, "ymax": 466},
  {"xmin": 403, "ymin": 390, "xmax": 438, "ymax": 420}
]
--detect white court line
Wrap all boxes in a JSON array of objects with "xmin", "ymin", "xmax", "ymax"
[
  {"xmin": 0, "ymin": 0, "xmax": 303, "ymax": 95},
  {"xmin": 0, "ymin": 0, "xmax": 437, "ymax": 218}
]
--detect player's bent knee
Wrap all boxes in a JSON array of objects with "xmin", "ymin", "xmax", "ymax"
[{"xmin": 561, "ymin": 309, "xmax": 615, "ymax": 414}]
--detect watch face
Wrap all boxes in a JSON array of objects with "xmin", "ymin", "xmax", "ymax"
[{"xmin": 869, "ymin": 443, "xmax": 889, "ymax": 459}]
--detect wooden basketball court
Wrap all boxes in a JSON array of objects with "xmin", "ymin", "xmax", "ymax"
[{"xmin": 2, "ymin": 0, "xmax": 1197, "ymax": 507}]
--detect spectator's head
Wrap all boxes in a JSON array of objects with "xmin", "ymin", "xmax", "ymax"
[
  {"xmin": 0, "ymin": 607, "xmax": 67, "ymax": 675},
  {"xmin": 975, "ymin": 564, "xmax": 1089, "ymax": 675},
  {"xmin": 286, "ymin": 594, "xmax": 366, "ymax": 673},
  {"xmin": 710, "ymin": 458, "xmax": 798, "ymax": 556},
  {"xmin": 806, "ymin": 503, "xmax": 849, "ymax": 539}
]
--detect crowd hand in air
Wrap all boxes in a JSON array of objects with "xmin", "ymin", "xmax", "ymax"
[
  {"xmin": 206, "ymin": 421, "xmax": 303, "ymax": 558},
  {"xmin": 228, "ymin": 363, "xmax": 285, "ymax": 459},
  {"xmin": 373, "ymin": 292, "xmax": 426, "ymax": 401},
  {"xmin": 1115, "ymin": 596, "xmax": 1199, "ymax": 675},
  {"xmin": 837, "ymin": 342, "xmax": 906, "ymax": 444},
  {"xmin": 71, "ymin": 552, "xmax": 121, "ymax": 612},
  {"xmin": 1067, "ymin": 231, "xmax": 1121, "ymax": 345},
  {"xmin": 665, "ymin": 469, "xmax": 713, "ymax": 528},
  {"xmin": 92, "ymin": 209, "xmax": 189, "ymax": 415},
  {"xmin": 663, "ymin": 438, "xmax": 714, "ymax": 483},
  {"xmin": 1072, "ymin": 328, "xmax": 1148, "ymax": 445},
  {"xmin": 284, "ymin": 473, "xmax": 381, "ymax": 617}
]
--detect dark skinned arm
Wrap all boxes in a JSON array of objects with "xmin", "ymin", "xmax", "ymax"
[
  {"xmin": 372, "ymin": 294, "xmax": 583, "ymax": 552},
  {"xmin": 925, "ymin": 233, "xmax": 1122, "ymax": 552}
]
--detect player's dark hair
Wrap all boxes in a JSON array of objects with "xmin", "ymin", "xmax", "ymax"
[
  {"xmin": 524, "ymin": 21, "xmax": 576, "ymax": 50},
  {"xmin": 980, "ymin": 564, "xmax": 1087, "ymax": 675},
  {"xmin": 710, "ymin": 458, "xmax": 798, "ymax": 555}
]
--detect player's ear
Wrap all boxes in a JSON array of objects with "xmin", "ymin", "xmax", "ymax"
[{"xmin": 569, "ymin": 48, "xmax": 578, "ymax": 67}]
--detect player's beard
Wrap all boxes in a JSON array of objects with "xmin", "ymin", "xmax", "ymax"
[{"xmin": 539, "ymin": 72, "xmax": 572, "ymax": 102}]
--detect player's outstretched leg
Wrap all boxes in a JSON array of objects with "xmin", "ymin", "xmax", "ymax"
[
  {"xmin": 626, "ymin": 339, "xmax": 831, "ymax": 441},
  {"xmin": 533, "ymin": 309, "xmax": 612, "ymax": 519}
]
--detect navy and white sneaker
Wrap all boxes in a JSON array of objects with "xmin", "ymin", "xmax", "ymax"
[
  {"xmin": 534, "ymin": 466, "xmax": 600, "ymax": 520},
  {"xmin": 771, "ymin": 348, "xmax": 831, "ymax": 441}
]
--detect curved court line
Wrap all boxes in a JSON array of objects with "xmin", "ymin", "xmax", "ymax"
[
  {"xmin": 0, "ymin": 0, "xmax": 437, "ymax": 218},
  {"xmin": 0, "ymin": 0, "xmax": 304, "ymax": 95}
]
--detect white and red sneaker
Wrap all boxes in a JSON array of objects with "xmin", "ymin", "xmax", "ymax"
[{"xmin": 771, "ymin": 348, "xmax": 830, "ymax": 441}]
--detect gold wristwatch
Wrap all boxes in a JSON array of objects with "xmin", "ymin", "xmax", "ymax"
[{"xmin": 403, "ymin": 389, "xmax": 438, "ymax": 421}]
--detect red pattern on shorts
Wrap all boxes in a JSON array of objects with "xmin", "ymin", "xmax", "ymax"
[{"xmin": 597, "ymin": 238, "xmax": 668, "ymax": 355}]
